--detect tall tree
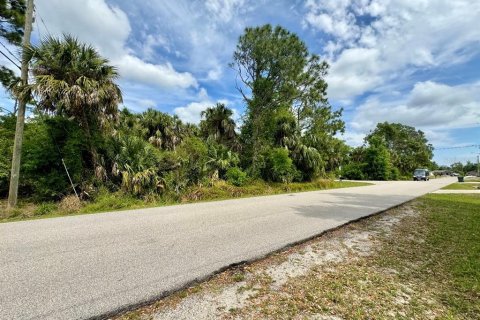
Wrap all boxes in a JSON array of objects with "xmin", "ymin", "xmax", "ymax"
[
  {"xmin": 24, "ymin": 35, "xmax": 122, "ymax": 170},
  {"xmin": 365, "ymin": 122, "xmax": 433, "ymax": 174},
  {"xmin": 232, "ymin": 24, "xmax": 338, "ymax": 177},
  {"xmin": 0, "ymin": 0, "xmax": 25, "ymax": 44},
  {"xmin": 0, "ymin": 0, "xmax": 25, "ymax": 99}
]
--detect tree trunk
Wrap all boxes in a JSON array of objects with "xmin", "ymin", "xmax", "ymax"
[{"xmin": 7, "ymin": 0, "xmax": 34, "ymax": 209}]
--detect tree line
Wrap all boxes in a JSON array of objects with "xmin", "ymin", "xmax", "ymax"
[{"xmin": 0, "ymin": 18, "xmax": 436, "ymax": 204}]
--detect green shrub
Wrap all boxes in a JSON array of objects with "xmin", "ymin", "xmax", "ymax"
[
  {"xmin": 389, "ymin": 167, "xmax": 400, "ymax": 180},
  {"xmin": 108, "ymin": 134, "xmax": 164, "ymax": 196},
  {"xmin": 263, "ymin": 148, "xmax": 297, "ymax": 183},
  {"xmin": 176, "ymin": 137, "xmax": 209, "ymax": 185},
  {"xmin": 364, "ymin": 140, "xmax": 392, "ymax": 181},
  {"xmin": 20, "ymin": 117, "xmax": 87, "ymax": 200},
  {"xmin": 341, "ymin": 163, "xmax": 366, "ymax": 180},
  {"xmin": 226, "ymin": 167, "xmax": 247, "ymax": 186},
  {"xmin": 0, "ymin": 115, "xmax": 16, "ymax": 197}
]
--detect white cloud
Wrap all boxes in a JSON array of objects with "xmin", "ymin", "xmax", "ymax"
[
  {"xmin": 351, "ymin": 81, "xmax": 480, "ymax": 132},
  {"xmin": 205, "ymin": 0, "xmax": 247, "ymax": 22},
  {"xmin": 304, "ymin": 0, "xmax": 480, "ymax": 101},
  {"xmin": 345, "ymin": 80, "xmax": 480, "ymax": 150},
  {"xmin": 339, "ymin": 131, "xmax": 365, "ymax": 147},
  {"xmin": 174, "ymin": 101, "xmax": 214, "ymax": 124},
  {"xmin": 174, "ymin": 88, "xmax": 237, "ymax": 124},
  {"xmin": 138, "ymin": 99, "xmax": 156, "ymax": 108},
  {"xmin": 116, "ymin": 55, "xmax": 197, "ymax": 89},
  {"xmin": 35, "ymin": 0, "xmax": 197, "ymax": 90}
]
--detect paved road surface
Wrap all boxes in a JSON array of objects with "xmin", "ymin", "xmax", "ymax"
[{"xmin": 0, "ymin": 178, "xmax": 455, "ymax": 319}]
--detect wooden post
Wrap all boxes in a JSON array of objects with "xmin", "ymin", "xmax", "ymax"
[{"xmin": 7, "ymin": 0, "xmax": 34, "ymax": 208}]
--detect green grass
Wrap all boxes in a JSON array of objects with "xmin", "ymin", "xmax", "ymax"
[
  {"xmin": 442, "ymin": 182, "xmax": 480, "ymax": 190},
  {"xmin": 0, "ymin": 179, "xmax": 370, "ymax": 223},
  {"xmin": 414, "ymin": 194, "xmax": 480, "ymax": 317}
]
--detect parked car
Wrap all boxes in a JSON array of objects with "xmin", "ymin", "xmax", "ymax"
[{"xmin": 413, "ymin": 168, "xmax": 430, "ymax": 181}]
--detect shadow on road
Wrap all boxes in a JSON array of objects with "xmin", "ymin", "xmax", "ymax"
[{"xmin": 289, "ymin": 193, "xmax": 409, "ymax": 219}]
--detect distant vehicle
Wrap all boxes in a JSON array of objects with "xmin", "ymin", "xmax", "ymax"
[
  {"xmin": 413, "ymin": 168, "xmax": 430, "ymax": 181},
  {"xmin": 452, "ymin": 173, "xmax": 459, "ymax": 177}
]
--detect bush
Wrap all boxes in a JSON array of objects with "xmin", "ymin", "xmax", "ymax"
[
  {"xmin": 364, "ymin": 141, "xmax": 391, "ymax": 181},
  {"xmin": 341, "ymin": 163, "xmax": 366, "ymax": 180},
  {"xmin": 108, "ymin": 134, "xmax": 164, "ymax": 196},
  {"xmin": 176, "ymin": 137, "xmax": 209, "ymax": 185},
  {"xmin": 263, "ymin": 148, "xmax": 297, "ymax": 183},
  {"xmin": 226, "ymin": 167, "xmax": 247, "ymax": 186},
  {"xmin": 389, "ymin": 167, "xmax": 400, "ymax": 180},
  {"xmin": 21, "ymin": 117, "xmax": 87, "ymax": 200}
]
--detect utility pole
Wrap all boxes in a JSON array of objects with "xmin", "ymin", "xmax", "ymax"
[
  {"xmin": 477, "ymin": 154, "xmax": 479, "ymax": 177},
  {"xmin": 7, "ymin": 0, "xmax": 34, "ymax": 209},
  {"xmin": 477, "ymin": 145, "xmax": 480, "ymax": 177}
]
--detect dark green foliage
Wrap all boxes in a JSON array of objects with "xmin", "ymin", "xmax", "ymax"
[
  {"xmin": 341, "ymin": 163, "xmax": 366, "ymax": 180},
  {"xmin": 19, "ymin": 116, "xmax": 87, "ymax": 200},
  {"xmin": 365, "ymin": 122, "xmax": 433, "ymax": 175},
  {"xmin": 0, "ymin": 114, "xmax": 15, "ymax": 195},
  {"xmin": 226, "ymin": 167, "xmax": 247, "ymax": 186},
  {"xmin": 389, "ymin": 167, "xmax": 400, "ymax": 180},
  {"xmin": 24, "ymin": 35, "xmax": 123, "ymax": 172},
  {"xmin": 363, "ymin": 139, "xmax": 392, "ymax": 181},
  {"xmin": 263, "ymin": 148, "xmax": 297, "ymax": 183}
]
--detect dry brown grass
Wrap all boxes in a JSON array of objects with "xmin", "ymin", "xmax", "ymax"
[{"xmin": 58, "ymin": 195, "xmax": 82, "ymax": 213}]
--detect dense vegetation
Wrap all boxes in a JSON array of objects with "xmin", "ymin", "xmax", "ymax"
[
  {"xmin": 341, "ymin": 122, "xmax": 434, "ymax": 180},
  {"xmin": 0, "ymin": 25, "xmax": 437, "ymax": 210}
]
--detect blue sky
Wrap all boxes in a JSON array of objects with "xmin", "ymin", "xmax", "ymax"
[{"xmin": 1, "ymin": 0, "xmax": 479, "ymax": 165}]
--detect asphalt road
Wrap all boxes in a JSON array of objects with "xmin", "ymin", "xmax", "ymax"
[{"xmin": 0, "ymin": 178, "xmax": 455, "ymax": 319}]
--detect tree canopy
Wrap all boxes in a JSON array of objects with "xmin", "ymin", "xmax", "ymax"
[
  {"xmin": 365, "ymin": 122, "xmax": 433, "ymax": 175},
  {"xmin": 0, "ymin": 0, "xmax": 25, "ymax": 102}
]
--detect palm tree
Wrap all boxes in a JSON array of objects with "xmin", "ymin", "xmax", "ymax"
[
  {"xmin": 24, "ymin": 35, "xmax": 122, "ymax": 169},
  {"xmin": 200, "ymin": 103, "xmax": 236, "ymax": 147},
  {"xmin": 140, "ymin": 109, "xmax": 185, "ymax": 151}
]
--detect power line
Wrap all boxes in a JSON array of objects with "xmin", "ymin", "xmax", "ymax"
[
  {"xmin": 434, "ymin": 144, "xmax": 480, "ymax": 150},
  {"xmin": 33, "ymin": 6, "xmax": 52, "ymax": 37},
  {"xmin": 0, "ymin": 42, "xmax": 21, "ymax": 63},
  {"xmin": 0, "ymin": 48, "xmax": 21, "ymax": 69}
]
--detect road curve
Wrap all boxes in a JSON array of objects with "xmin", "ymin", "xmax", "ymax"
[{"xmin": 0, "ymin": 178, "xmax": 455, "ymax": 319}]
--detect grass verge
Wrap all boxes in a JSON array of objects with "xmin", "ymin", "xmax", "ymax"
[
  {"xmin": 0, "ymin": 179, "xmax": 370, "ymax": 223},
  {"xmin": 442, "ymin": 182, "xmax": 480, "ymax": 190}
]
